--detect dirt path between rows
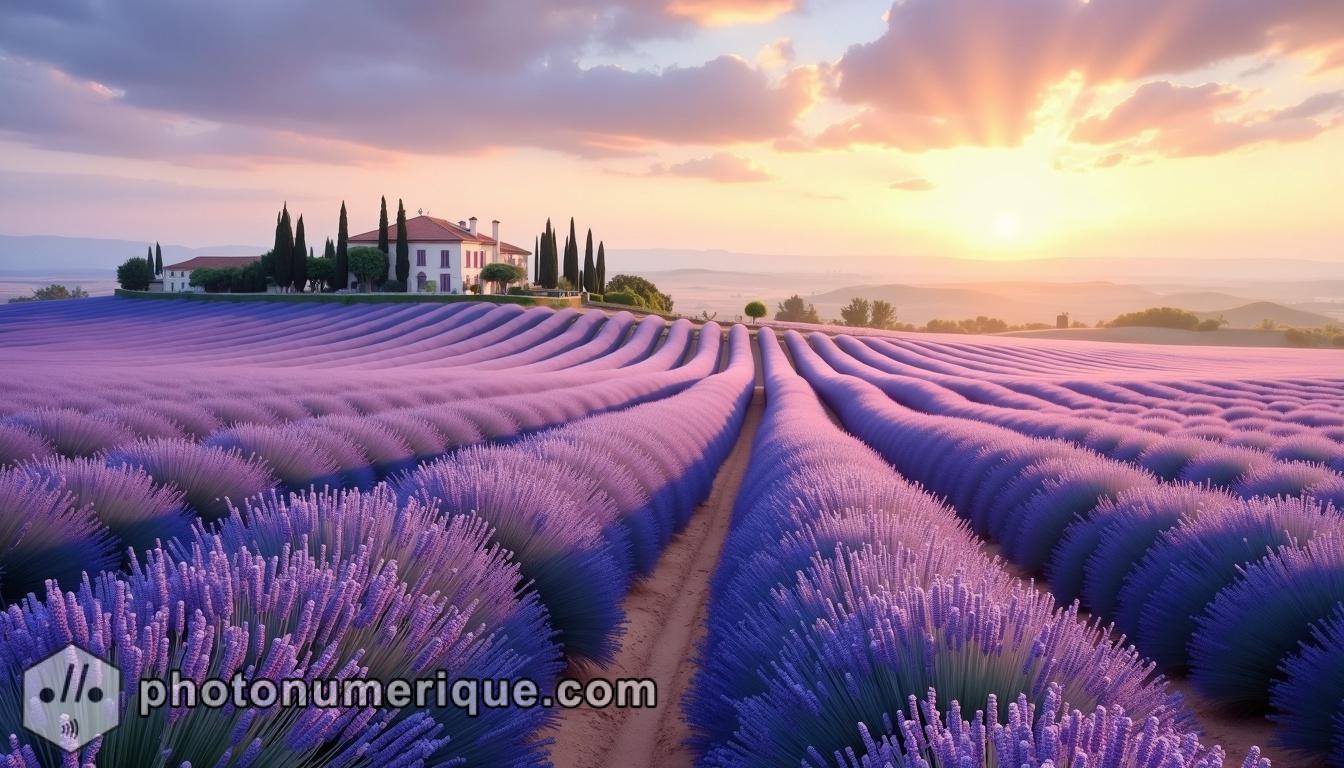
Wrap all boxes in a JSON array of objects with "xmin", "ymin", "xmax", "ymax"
[{"xmin": 548, "ymin": 387, "xmax": 763, "ymax": 768}]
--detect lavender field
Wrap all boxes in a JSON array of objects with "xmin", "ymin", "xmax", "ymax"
[{"xmin": 1, "ymin": 297, "xmax": 1342, "ymax": 767}]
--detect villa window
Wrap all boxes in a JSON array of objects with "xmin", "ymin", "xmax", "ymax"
[
  {"xmin": 440, "ymin": 250, "xmax": 450, "ymax": 268},
  {"xmin": 416, "ymin": 272, "xmax": 427, "ymax": 291},
  {"xmin": 440, "ymin": 272, "xmax": 451, "ymax": 292},
  {"xmin": 416, "ymin": 249, "xmax": 426, "ymax": 267}
]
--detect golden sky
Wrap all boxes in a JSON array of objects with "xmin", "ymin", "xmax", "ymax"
[{"xmin": 0, "ymin": 0, "xmax": 1341, "ymax": 269}]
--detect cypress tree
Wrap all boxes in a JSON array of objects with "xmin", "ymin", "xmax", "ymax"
[
  {"xmin": 596, "ymin": 242, "xmax": 606, "ymax": 294},
  {"xmin": 274, "ymin": 205, "xmax": 293, "ymax": 291},
  {"xmin": 292, "ymin": 214, "xmax": 308, "ymax": 292},
  {"xmin": 336, "ymin": 201, "xmax": 349, "ymax": 292},
  {"xmin": 395, "ymin": 199, "xmax": 410, "ymax": 290},
  {"xmin": 552, "ymin": 228, "xmax": 561, "ymax": 287},
  {"xmin": 563, "ymin": 218, "xmax": 579, "ymax": 288},
  {"xmin": 154, "ymin": 242, "xmax": 163, "ymax": 276},
  {"xmin": 266, "ymin": 210, "xmax": 281, "ymax": 281},
  {"xmin": 542, "ymin": 219, "xmax": 559, "ymax": 289},
  {"xmin": 324, "ymin": 237, "xmax": 335, "ymax": 260},
  {"xmin": 146, "ymin": 246, "xmax": 153, "ymax": 274},
  {"xmin": 538, "ymin": 228, "xmax": 548, "ymax": 288},
  {"xmin": 582, "ymin": 229, "xmax": 595, "ymax": 292},
  {"xmin": 533, "ymin": 237, "xmax": 539, "ymax": 284},
  {"xmin": 377, "ymin": 196, "xmax": 389, "ymax": 255}
]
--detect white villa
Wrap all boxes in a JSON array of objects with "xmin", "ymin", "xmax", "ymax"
[
  {"xmin": 161, "ymin": 256, "xmax": 262, "ymax": 293},
  {"xmin": 347, "ymin": 215, "xmax": 531, "ymax": 293}
]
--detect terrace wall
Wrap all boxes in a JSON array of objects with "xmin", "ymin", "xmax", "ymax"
[{"xmin": 114, "ymin": 288, "xmax": 580, "ymax": 308}]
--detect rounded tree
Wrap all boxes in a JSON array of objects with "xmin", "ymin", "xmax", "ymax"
[
  {"xmin": 116, "ymin": 257, "xmax": 154, "ymax": 290},
  {"xmin": 744, "ymin": 301, "xmax": 767, "ymax": 325},
  {"xmin": 480, "ymin": 263, "xmax": 525, "ymax": 295},
  {"xmin": 347, "ymin": 246, "xmax": 389, "ymax": 292}
]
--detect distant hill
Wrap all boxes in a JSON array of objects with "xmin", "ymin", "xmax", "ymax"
[
  {"xmin": 0, "ymin": 235, "xmax": 263, "ymax": 272},
  {"xmin": 1001, "ymin": 327, "xmax": 1299, "ymax": 348},
  {"xmin": 1195, "ymin": 302, "xmax": 1339, "ymax": 329},
  {"xmin": 622, "ymin": 247, "xmax": 1344, "ymax": 286},
  {"xmin": 806, "ymin": 281, "xmax": 1270, "ymax": 325},
  {"xmin": 1148, "ymin": 291, "xmax": 1262, "ymax": 312}
]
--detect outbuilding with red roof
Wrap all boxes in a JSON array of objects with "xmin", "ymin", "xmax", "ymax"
[{"xmin": 162, "ymin": 255, "xmax": 261, "ymax": 293}]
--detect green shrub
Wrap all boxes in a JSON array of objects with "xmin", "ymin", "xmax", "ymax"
[
  {"xmin": 602, "ymin": 291, "xmax": 642, "ymax": 307},
  {"xmin": 1196, "ymin": 318, "xmax": 1224, "ymax": 332},
  {"xmin": 1108, "ymin": 306, "xmax": 1201, "ymax": 330},
  {"xmin": 923, "ymin": 319, "xmax": 964, "ymax": 334},
  {"xmin": 1332, "ymin": 335, "xmax": 1344, "ymax": 348},
  {"xmin": 1284, "ymin": 328, "xmax": 1315, "ymax": 348},
  {"xmin": 605, "ymin": 275, "xmax": 672, "ymax": 312}
]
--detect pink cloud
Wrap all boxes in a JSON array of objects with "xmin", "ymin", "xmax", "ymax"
[
  {"xmin": 664, "ymin": 0, "xmax": 797, "ymax": 26},
  {"xmin": 0, "ymin": 2, "xmax": 818, "ymax": 162},
  {"xmin": 890, "ymin": 177, "xmax": 935, "ymax": 192},
  {"xmin": 648, "ymin": 153, "xmax": 773, "ymax": 182},
  {"xmin": 823, "ymin": 0, "xmax": 1344, "ymax": 151},
  {"xmin": 1073, "ymin": 81, "xmax": 1344, "ymax": 157},
  {"xmin": 0, "ymin": 58, "xmax": 394, "ymax": 167}
]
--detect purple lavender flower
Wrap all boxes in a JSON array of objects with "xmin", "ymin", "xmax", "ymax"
[
  {"xmin": 18, "ymin": 456, "xmax": 193, "ymax": 556},
  {"xmin": 0, "ymin": 467, "xmax": 120, "ymax": 600},
  {"xmin": 1190, "ymin": 530, "xmax": 1344, "ymax": 712},
  {"xmin": 106, "ymin": 438, "xmax": 277, "ymax": 521},
  {"xmin": 1270, "ymin": 605, "xmax": 1344, "ymax": 761},
  {"xmin": 0, "ymin": 424, "xmax": 53, "ymax": 468},
  {"xmin": 1125, "ymin": 495, "xmax": 1341, "ymax": 670}
]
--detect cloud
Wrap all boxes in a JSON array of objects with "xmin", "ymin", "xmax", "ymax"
[
  {"xmin": 0, "ymin": 171, "xmax": 276, "ymax": 203},
  {"xmin": 1095, "ymin": 153, "xmax": 1126, "ymax": 169},
  {"xmin": 890, "ymin": 177, "xmax": 935, "ymax": 192},
  {"xmin": 665, "ymin": 0, "xmax": 797, "ymax": 26},
  {"xmin": 1071, "ymin": 82, "xmax": 1242, "ymax": 145},
  {"xmin": 0, "ymin": 58, "xmax": 394, "ymax": 166},
  {"xmin": 821, "ymin": 0, "xmax": 1344, "ymax": 151},
  {"xmin": 648, "ymin": 153, "xmax": 772, "ymax": 182},
  {"xmin": 757, "ymin": 38, "xmax": 797, "ymax": 70},
  {"xmin": 1072, "ymin": 81, "xmax": 1344, "ymax": 157},
  {"xmin": 0, "ymin": 1, "xmax": 818, "ymax": 162}
]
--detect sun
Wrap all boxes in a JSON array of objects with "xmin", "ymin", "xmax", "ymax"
[{"xmin": 992, "ymin": 213, "xmax": 1022, "ymax": 242}]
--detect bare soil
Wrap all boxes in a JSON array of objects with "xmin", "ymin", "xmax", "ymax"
[{"xmin": 548, "ymin": 388, "xmax": 763, "ymax": 768}]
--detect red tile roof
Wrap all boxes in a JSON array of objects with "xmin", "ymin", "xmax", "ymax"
[
  {"xmin": 349, "ymin": 215, "xmax": 530, "ymax": 255},
  {"xmin": 163, "ymin": 256, "xmax": 261, "ymax": 271}
]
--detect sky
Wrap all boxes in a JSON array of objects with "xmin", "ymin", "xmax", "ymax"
[{"xmin": 0, "ymin": 0, "xmax": 1342, "ymax": 270}]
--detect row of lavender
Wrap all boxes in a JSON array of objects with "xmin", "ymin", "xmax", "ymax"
[
  {"xmin": 817, "ymin": 336, "xmax": 1344, "ymax": 505},
  {"xmin": 0, "ymin": 297, "xmax": 617, "ymax": 369},
  {"xmin": 857, "ymin": 336, "xmax": 1344, "ymax": 439},
  {"xmin": 0, "ymin": 309, "xmax": 720, "ymax": 601},
  {"xmin": 790, "ymin": 330, "xmax": 1344, "ymax": 764},
  {"xmin": 0, "ymin": 322, "xmax": 756, "ymax": 766},
  {"xmin": 687, "ymin": 328, "xmax": 1259, "ymax": 767},
  {"xmin": 0, "ymin": 304, "xmax": 684, "ymax": 463}
]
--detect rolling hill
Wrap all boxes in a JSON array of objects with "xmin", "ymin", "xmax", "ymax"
[{"xmin": 1195, "ymin": 302, "xmax": 1339, "ymax": 329}]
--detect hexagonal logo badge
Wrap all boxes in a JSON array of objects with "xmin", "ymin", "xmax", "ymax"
[{"xmin": 22, "ymin": 644, "xmax": 120, "ymax": 753}]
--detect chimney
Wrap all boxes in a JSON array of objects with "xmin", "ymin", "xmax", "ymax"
[
  {"xmin": 468, "ymin": 217, "xmax": 478, "ymax": 236},
  {"xmin": 491, "ymin": 220, "xmax": 500, "ymax": 248},
  {"xmin": 458, "ymin": 220, "xmax": 466, "ymax": 228}
]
